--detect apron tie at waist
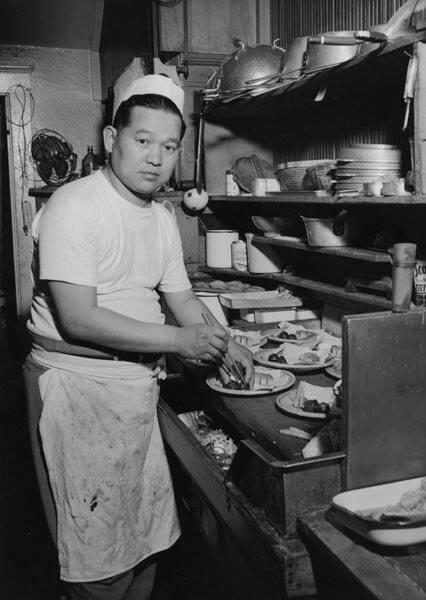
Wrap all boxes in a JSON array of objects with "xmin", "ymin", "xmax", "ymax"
[{"xmin": 31, "ymin": 333, "xmax": 162, "ymax": 364}]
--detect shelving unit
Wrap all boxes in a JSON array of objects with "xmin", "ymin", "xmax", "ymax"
[
  {"xmin": 201, "ymin": 266, "xmax": 393, "ymax": 311},
  {"xmin": 201, "ymin": 31, "xmax": 426, "ymax": 313},
  {"xmin": 205, "ymin": 32, "xmax": 426, "ymax": 124},
  {"xmin": 207, "ymin": 193, "xmax": 426, "ymax": 205},
  {"xmin": 251, "ymin": 235, "xmax": 392, "ymax": 263}
]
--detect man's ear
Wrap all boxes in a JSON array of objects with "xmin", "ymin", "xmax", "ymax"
[{"xmin": 103, "ymin": 125, "xmax": 117, "ymax": 154}]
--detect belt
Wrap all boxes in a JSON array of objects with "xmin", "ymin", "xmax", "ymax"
[{"xmin": 31, "ymin": 334, "xmax": 162, "ymax": 364}]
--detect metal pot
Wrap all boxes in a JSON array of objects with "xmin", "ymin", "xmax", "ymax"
[
  {"xmin": 281, "ymin": 36, "xmax": 309, "ymax": 81},
  {"xmin": 304, "ymin": 31, "xmax": 362, "ymax": 73},
  {"xmin": 218, "ymin": 39, "xmax": 286, "ymax": 92}
]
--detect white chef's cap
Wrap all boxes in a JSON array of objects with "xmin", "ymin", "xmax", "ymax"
[{"xmin": 113, "ymin": 74, "xmax": 184, "ymax": 120}]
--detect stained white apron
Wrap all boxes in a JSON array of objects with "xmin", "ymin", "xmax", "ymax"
[{"xmin": 35, "ymin": 352, "xmax": 180, "ymax": 582}]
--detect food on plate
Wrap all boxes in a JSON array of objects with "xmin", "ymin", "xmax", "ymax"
[
  {"xmin": 287, "ymin": 381, "xmax": 336, "ymax": 414},
  {"xmin": 302, "ymin": 399, "xmax": 330, "ymax": 414},
  {"xmin": 277, "ymin": 330, "xmax": 298, "ymax": 340},
  {"xmin": 247, "ymin": 285, "xmax": 266, "ymax": 292},
  {"xmin": 329, "ymin": 344, "xmax": 342, "ymax": 375},
  {"xmin": 298, "ymin": 351, "xmax": 321, "ymax": 364},
  {"xmin": 356, "ymin": 477, "xmax": 426, "ymax": 521},
  {"xmin": 223, "ymin": 379, "xmax": 243, "ymax": 390},
  {"xmin": 209, "ymin": 279, "xmax": 228, "ymax": 289},
  {"xmin": 268, "ymin": 353, "xmax": 287, "ymax": 364}
]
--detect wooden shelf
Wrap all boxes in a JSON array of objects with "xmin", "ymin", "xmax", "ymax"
[
  {"xmin": 205, "ymin": 32, "xmax": 426, "ymax": 123},
  {"xmin": 200, "ymin": 266, "xmax": 392, "ymax": 311},
  {"xmin": 252, "ymin": 235, "xmax": 392, "ymax": 264},
  {"xmin": 208, "ymin": 193, "xmax": 426, "ymax": 206}
]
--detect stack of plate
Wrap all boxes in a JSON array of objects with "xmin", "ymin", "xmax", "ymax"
[{"xmin": 335, "ymin": 144, "xmax": 403, "ymax": 195}]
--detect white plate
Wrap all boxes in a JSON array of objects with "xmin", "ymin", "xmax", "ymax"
[
  {"xmin": 254, "ymin": 349, "xmax": 334, "ymax": 372},
  {"xmin": 266, "ymin": 328, "xmax": 321, "ymax": 345},
  {"xmin": 206, "ymin": 366, "xmax": 295, "ymax": 396},
  {"xmin": 332, "ymin": 477, "xmax": 426, "ymax": 546},
  {"xmin": 275, "ymin": 390, "xmax": 340, "ymax": 419}
]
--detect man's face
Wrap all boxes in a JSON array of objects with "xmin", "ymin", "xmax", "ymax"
[{"xmin": 105, "ymin": 106, "xmax": 181, "ymax": 196}]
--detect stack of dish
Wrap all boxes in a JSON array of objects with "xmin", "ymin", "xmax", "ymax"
[{"xmin": 335, "ymin": 144, "xmax": 403, "ymax": 195}]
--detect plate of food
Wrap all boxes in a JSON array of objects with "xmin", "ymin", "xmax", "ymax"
[
  {"xmin": 332, "ymin": 476, "xmax": 426, "ymax": 546},
  {"xmin": 266, "ymin": 324, "xmax": 322, "ymax": 346},
  {"xmin": 206, "ymin": 366, "xmax": 295, "ymax": 396},
  {"xmin": 275, "ymin": 381, "xmax": 340, "ymax": 419},
  {"xmin": 254, "ymin": 345, "xmax": 335, "ymax": 373}
]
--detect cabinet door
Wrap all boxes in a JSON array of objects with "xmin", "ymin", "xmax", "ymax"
[{"xmin": 159, "ymin": 0, "xmax": 264, "ymax": 56}]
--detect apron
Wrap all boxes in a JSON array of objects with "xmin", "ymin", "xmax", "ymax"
[{"xmin": 35, "ymin": 352, "xmax": 180, "ymax": 582}]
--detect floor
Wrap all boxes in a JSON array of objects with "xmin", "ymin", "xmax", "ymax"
[{"xmin": 0, "ymin": 348, "xmax": 235, "ymax": 600}]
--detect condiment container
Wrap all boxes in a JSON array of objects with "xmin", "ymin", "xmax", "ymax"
[
  {"xmin": 231, "ymin": 240, "xmax": 248, "ymax": 271},
  {"xmin": 391, "ymin": 242, "xmax": 416, "ymax": 312},
  {"xmin": 414, "ymin": 254, "xmax": 426, "ymax": 306},
  {"xmin": 245, "ymin": 233, "xmax": 283, "ymax": 273},
  {"xmin": 206, "ymin": 229, "xmax": 239, "ymax": 268}
]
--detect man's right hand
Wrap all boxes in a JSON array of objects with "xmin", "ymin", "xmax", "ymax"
[{"xmin": 174, "ymin": 324, "xmax": 228, "ymax": 362}]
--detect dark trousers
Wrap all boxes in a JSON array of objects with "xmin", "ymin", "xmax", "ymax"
[{"xmin": 23, "ymin": 355, "xmax": 157, "ymax": 600}]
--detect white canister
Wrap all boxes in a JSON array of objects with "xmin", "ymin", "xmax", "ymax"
[
  {"xmin": 206, "ymin": 229, "xmax": 239, "ymax": 268},
  {"xmin": 231, "ymin": 240, "xmax": 248, "ymax": 271},
  {"xmin": 245, "ymin": 233, "xmax": 283, "ymax": 273}
]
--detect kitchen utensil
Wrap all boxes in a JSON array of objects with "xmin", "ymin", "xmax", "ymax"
[
  {"xmin": 384, "ymin": 0, "xmax": 422, "ymax": 37},
  {"xmin": 206, "ymin": 366, "xmax": 295, "ymax": 396},
  {"xmin": 403, "ymin": 53, "xmax": 418, "ymax": 130},
  {"xmin": 281, "ymin": 36, "xmax": 309, "ymax": 80},
  {"xmin": 276, "ymin": 159, "xmax": 334, "ymax": 192},
  {"xmin": 232, "ymin": 154, "xmax": 276, "ymax": 192},
  {"xmin": 205, "ymin": 229, "xmax": 239, "ymax": 268},
  {"xmin": 183, "ymin": 108, "xmax": 209, "ymax": 211},
  {"xmin": 302, "ymin": 211, "xmax": 356, "ymax": 247},
  {"xmin": 217, "ymin": 39, "xmax": 286, "ymax": 93},
  {"xmin": 304, "ymin": 31, "xmax": 362, "ymax": 73},
  {"xmin": 201, "ymin": 312, "xmax": 249, "ymax": 389},
  {"xmin": 251, "ymin": 215, "xmax": 303, "ymax": 237}
]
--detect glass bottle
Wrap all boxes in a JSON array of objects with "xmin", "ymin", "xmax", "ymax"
[{"xmin": 81, "ymin": 146, "xmax": 98, "ymax": 176}]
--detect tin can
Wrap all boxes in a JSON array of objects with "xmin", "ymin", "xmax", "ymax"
[
  {"xmin": 231, "ymin": 241, "xmax": 248, "ymax": 271},
  {"xmin": 414, "ymin": 258, "xmax": 426, "ymax": 306}
]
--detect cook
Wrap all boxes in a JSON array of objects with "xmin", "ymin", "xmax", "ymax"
[{"xmin": 23, "ymin": 73, "xmax": 253, "ymax": 600}]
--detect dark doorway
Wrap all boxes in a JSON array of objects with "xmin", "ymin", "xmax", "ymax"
[{"xmin": 0, "ymin": 95, "xmax": 19, "ymax": 378}]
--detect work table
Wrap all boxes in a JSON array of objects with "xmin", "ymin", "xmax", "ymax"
[{"xmin": 298, "ymin": 508, "xmax": 426, "ymax": 600}]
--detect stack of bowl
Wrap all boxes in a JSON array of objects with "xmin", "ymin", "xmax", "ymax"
[{"xmin": 335, "ymin": 144, "xmax": 403, "ymax": 195}]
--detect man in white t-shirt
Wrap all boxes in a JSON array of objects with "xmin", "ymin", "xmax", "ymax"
[{"xmin": 24, "ymin": 74, "xmax": 253, "ymax": 600}]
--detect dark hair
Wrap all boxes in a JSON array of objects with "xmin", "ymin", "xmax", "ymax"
[{"xmin": 113, "ymin": 94, "xmax": 186, "ymax": 140}]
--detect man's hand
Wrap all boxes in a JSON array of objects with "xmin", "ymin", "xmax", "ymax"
[
  {"xmin": 220, "ymin": 337, "xmax": 254, "ymax": 388},
  {"xmin": 174, "ymin": 324, "xmax": 228, "ymax": 362}
]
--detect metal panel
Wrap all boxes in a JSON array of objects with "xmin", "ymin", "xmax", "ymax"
[{"xmin": 343, "ymin": 310, "xmax": 426, "ymax": 489}]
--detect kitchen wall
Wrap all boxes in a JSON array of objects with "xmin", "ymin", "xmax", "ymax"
[{"xmin": 0, "ymin": 45, "xmax": 103, "ymax": 176}]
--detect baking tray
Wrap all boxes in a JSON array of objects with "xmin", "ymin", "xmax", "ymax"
[
  {"xmin": 219, "ymin": 290, "xmax": 303, "ymax": 310},
  {"xmin": 332, "ymin": 477, "xmax": 426, "ymax": 546}
]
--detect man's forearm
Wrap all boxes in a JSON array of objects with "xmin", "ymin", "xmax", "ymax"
[{"xmin": 59, "ymin": 304, "xmax": 180, "ymax": 354}]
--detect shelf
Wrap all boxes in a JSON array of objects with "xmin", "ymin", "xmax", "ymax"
[
  {"xmin": 252, "ymin": 235, "xmax": 392, "ymax": 264},
  {"xmin": 208, "ymin": 193, "xmax": 426, "ymax": 206},
  {"xmin": 205, "ymin": 32, "xmax": 426, "ymax": 122},
  {"xmin": 200, "ymin": 266, "xmax": 392, "ymax": 311}
]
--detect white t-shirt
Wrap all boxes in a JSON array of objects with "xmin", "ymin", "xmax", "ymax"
[{"xmin": 28, "ymin": 169, "xmax": 191, "ymax": 340}]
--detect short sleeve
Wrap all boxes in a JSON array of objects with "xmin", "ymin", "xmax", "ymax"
[
  {"xmin": 157, "ymin": 208, "xmax": 191, "ymax": 293},
  {"xmin": 37, "ymin": 196, "xmax": 99, "ymax": 286}
]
